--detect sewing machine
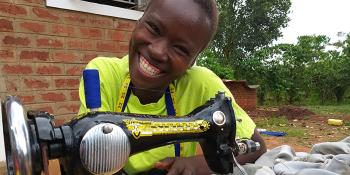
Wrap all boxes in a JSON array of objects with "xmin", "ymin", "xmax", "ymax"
[{"xmin": 1, "ymin": 70, "xmax": 260, "ymax": 175}]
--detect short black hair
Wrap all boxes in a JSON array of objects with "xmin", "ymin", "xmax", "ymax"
[{"xmin": 145, "ymin": 0, "xmax": 218, "ymax": 42}]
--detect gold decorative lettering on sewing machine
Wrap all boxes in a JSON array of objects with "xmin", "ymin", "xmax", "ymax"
[{"xmin": 124, "ymin": 119, "xmax": 210, "ymax": 139}]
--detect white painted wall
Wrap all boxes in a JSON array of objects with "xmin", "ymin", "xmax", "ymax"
[{"xmin": 46, "ymin": 0, "xmax": 143, "ymax": 20}]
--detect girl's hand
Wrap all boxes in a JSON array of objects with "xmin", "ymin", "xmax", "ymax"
[{"xmin": 154, "ymin": 156, "xmax": 211, "ymax": 175}]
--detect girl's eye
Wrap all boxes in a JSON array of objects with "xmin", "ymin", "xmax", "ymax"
[
  {"xmin": 175, "ymin": 45, "xmax": 190, "ymax": 56},
  {"xmin": 146, "ymin": 22, "xmax": 160, "ymax": 35}
]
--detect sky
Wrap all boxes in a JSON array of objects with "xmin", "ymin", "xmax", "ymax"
[{"xmin": 276, "ymin": 0, "xmax": 350, "ymax": 44}]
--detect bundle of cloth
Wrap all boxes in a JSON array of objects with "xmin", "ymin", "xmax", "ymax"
[{"xmin": 233, "ymin": 136, "xmax": 350, "ymax": 175}]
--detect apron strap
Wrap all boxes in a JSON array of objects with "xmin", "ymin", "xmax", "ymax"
[
  {"xmin": 165, "ymin": 87, "xmax": 180, "ymax": 157},
  {"xmin": 118, "ymin": 75, "xmax": 180, "ymax": 157}
]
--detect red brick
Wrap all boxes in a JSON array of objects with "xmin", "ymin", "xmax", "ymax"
[
  {"xmin": 3, "ymin": 35, "xmax": 31, "ymax": 46},
  {"xmin": 19, "ymin": 21, "xmax": 46, "ymax": 33},
  {"xmin": 51, "ymin": 24, "xmax": 75, "ymax": 36},
  {"xmin": 65, "ymin": 64, "xmax": 84, "ymax": 76},
  {"xmin": 32, "ymin": 7, "xmax": 59, "ymax": 21},
  {"xmin": 54, "ymin": 78, "xmax": 80, "ymax": 89},
  {"xmin": 0, "ymin": 0, "xmax": 12, "ymax": 3},
  {"xmin": 108, "ymin": 30, "xmax": 127, "ymax": 41},
  {"xmin": 41, "ymin": 92, "xmax": 66, "ymax": 102},
  {"xmin": 0, "ymin": 3, "xmax": 27, "ymax": 16},
  {"xmin": 53, "ymin": 52, "xmax": 78, "ymax": 63},
  {"xmin": 5, "ymin": 77, "xmax": 19, "ymax": 92},
  {"xmin": 114, "ymin": 52, "xmax": 127, "ymax": 58},
  {"xmin": 0, "ymin": 77, "xmax": 6, "ymax": 92},
  {"xmin": 0, "ymin": 18, "xmax": 13, "ymax": 31},
  {"xmin": 17, "ymin": 95, "xmax": 35, "ymax": 104},
  {"xmin": 223, "ymin": 81, "xmax": 257, "ymax": 111},
  {"xmin": 55, "ymin": 101, "xmax": 80, "ymax": 115},
  {"xmin": 119, "ymin": 42, "xmax": 129, "ymax": 53},
  {"xmin": 64, "ymin": 13, "xmax": 87, "ymax": 25},
  {"xmin": 66, "ymin": 39, "xmax": 94, "ymax": 51},
  {"xmin": 36, "ymin": 64, "xmax": 62, "ymax": 75},
  {"xmin": 0, "ymin": 49, "xmax": 15, "ymax": 62},
  {"xmin": 54, "ymin": 118, "xmax": 68, "ymax": 126},
  {"xmin": 19, "ymin": 50, "xmax": 49, "ymax": 62},
  {"xmin": 80, "ymin": 27, "xmax": 103, "ymax": 39},
  {"xmin": 26, "ymin": 103, "xmax": 54, "ymax": 114},
  {"xmin": 70, "ymin": 90, "xmax": 79, "ymax": 101},
  {"xmin": 14, "ymin": 0, "xmax": 44, "ymax": 5},
  {"xmin": 114, "ymin": 19, "xmax": 135, "ymax": 31},
  {"xmin": 36, "ymin": 37, "xmax": 63, "ymax": 48},
  {"xmin": 82, "ymin": 53, "xmax": 98, "ymax": 62},
  {"xmin": 2, "ymin": 64, "xmax": 33, "ymax": 74},
  {"xmin": 23, "ymin": 77, "xmax": 50, "ymax": 89},
  {"xmin": 125, "ymin": 32, "xmax": 132, "ymax": 41},
  {"xmin": 96, "ymin": 41, "xmax": 119, "ymax": 52},
  {"xmin": 88, "ymin": 16, "xmax": 113, "ymax": 28}
]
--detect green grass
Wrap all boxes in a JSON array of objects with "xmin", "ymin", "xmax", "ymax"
[
  {"xmin": 255, "ymin": 116, "xmax": 306, "ymax": 138},
  {"xmin": 256, "ymin": 116, "xmax": 289, "ymax": 127},
  {"xmin": 306, "ymin": 104, "xmax": 350, "ymax": 116},
  {"xmin": 287, "ymin": 129, "xmax": 306, "ymax": 137},
  {"xmin": 344, "ymin": 121, "xmax": 350, "ymax": 126}
]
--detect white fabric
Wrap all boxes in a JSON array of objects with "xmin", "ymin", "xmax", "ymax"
[{"xmin": 235, "ymin": 136, "xmax": 350, "ymax": 175}]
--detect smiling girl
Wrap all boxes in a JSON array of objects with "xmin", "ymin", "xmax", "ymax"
[{"xmin": 78, "ymin": 0, "xmax": 266, "ymax": 174}]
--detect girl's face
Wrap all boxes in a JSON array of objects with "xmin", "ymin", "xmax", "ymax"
[{"xmin": 129, "ymin": 0, "xmax": 212, "ymax": 91}]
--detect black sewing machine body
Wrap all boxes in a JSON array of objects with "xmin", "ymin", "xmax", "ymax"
[{"xmin": 1, "ymin": 92, "xmax": 258, "ymax": 175}]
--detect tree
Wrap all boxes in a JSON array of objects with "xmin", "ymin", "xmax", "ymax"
[
  {"xmin": 308, "ymin": 54, "xmax": 335, "ymax": 104},
  {"xmin": 302, "ymin": 35, "xmax": 350, "ymax": 104},
  {"xmin": 244, "ymin": 35, "xmax": 332, "ymax": 104},
  {"xmin": 197, "ymin": 50, "xmax": 234, "ymax": 80},
  {"xmin": 343, "ymin": 33, "xmax": 350, "ymax": 58},
  {"xmin": 331, "ymin": 34, "xmax": 350, "ymax": 103},
  {"xmin": 242, "ymin": 45, "xmax": 286, "ymax": 104},
  {"xmin": 209, "ymin": 0, "xmax": 291, "ymax": 79},
  {"xmin": 331, "ymin": 55, "xmax": 350, "ymax": 104},
  {"xmin": 309, "ymin": 51, "xmax": 350, "ymax": 104}
]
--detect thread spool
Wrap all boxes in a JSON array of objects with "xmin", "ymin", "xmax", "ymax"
[
  {"xmin": 83, "ymin": 69, "xmax": 101, "ymax": 111},
  {"xmin": 328, "ymin": 119, "xmax": 343, "ymax": 126}
]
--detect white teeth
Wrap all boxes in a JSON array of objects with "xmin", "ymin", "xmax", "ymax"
[{"xmin": 139, "ymin": 55, "xmax": 161, "ymax": 77}]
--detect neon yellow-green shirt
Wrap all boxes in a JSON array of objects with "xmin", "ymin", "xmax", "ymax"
[{"xmin": 78, "ymin": 55, "xmax": 256, "ymax": 174}]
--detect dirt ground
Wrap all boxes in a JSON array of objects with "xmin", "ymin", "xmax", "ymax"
[{"xmin": 248, "ymin": 106, "xmax": 350, "ymax": 152}]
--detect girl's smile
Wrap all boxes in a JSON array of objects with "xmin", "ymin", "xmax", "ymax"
[
  {"xmin": 128, "ymin": 0, "xmax": 212, "ymax": 104},
  {"xmin": 139, "ymin": 53, "xmax": 162, "ymax": 78}
]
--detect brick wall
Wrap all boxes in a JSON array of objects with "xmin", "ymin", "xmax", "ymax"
[
  {"xmin": 223, "ymin": 80, "xmax": 258, "ymax": 111},
  {"xmin": 0, "ymin": 0, "xmax": 135, "ymax": 124}
]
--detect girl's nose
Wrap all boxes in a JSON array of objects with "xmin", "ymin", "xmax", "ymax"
[{"xmin": 148, "ymin": 39, "xmax": 168, "ymax": 62}]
